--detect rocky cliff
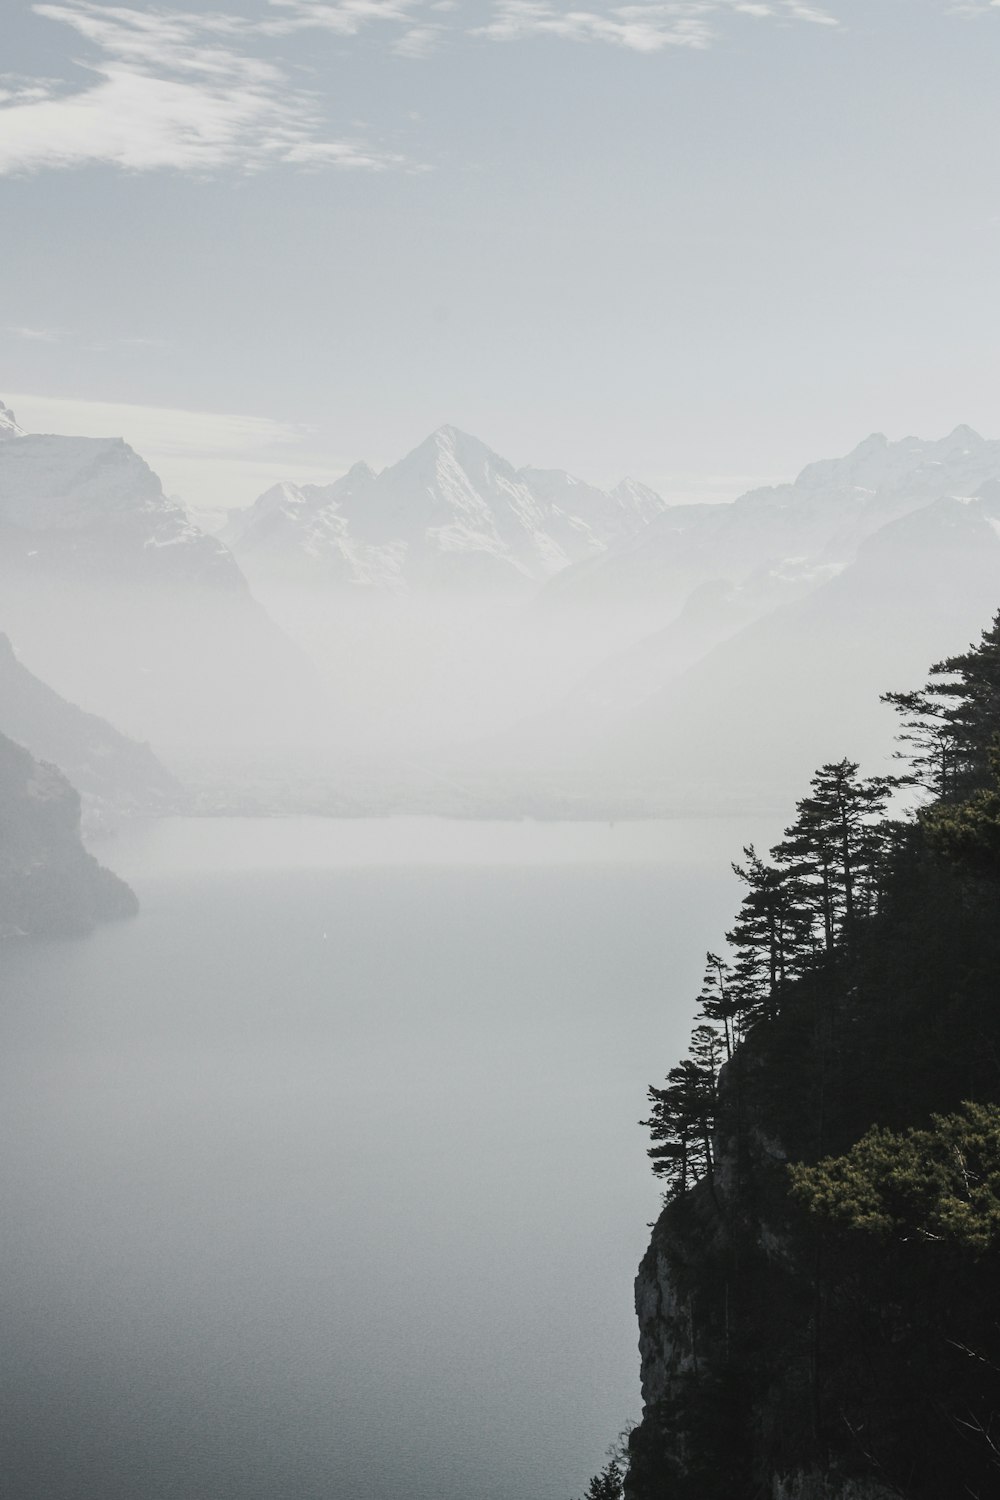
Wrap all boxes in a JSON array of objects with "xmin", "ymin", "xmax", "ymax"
[
  {"xmin": 0, "ymin": 731, "xmax": 137, "ymax": 938},
  {"xmin": 624, "ymin": 618, "xmax": 1000, "ymax": 1500}
]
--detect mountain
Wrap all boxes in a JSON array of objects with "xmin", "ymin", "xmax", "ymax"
[
  {"xmin": 0, "ymin": 730, "xmax": 137, "ymax": 938},
  {"xmin": 604, "ymin": 481, "xmax": 1000, "ymax": 805},
  {"xmin": 0, "ymin": 401, "xmax": 327, "ymax": 754},
  {"xmin": 223, "ymin": 426, "xmax": 669, "ymax": 594},
  {"xmin": 465, "ymin": 430, "xmax": 1000, "ymax": 811},
  {"xmin": 504, "ymin": 555, "xmax": 844, "ymax": 759},
  {"xmin": 0, "ymin": 633, "xmax": 179, "ymax": 817},
  {"xmin": 546, "ymin": 425, "xmax": 1000, "ymax": 622},
  {"xmin": 0, "ymin": 401, "xmax": 236, "ymax": 588}
]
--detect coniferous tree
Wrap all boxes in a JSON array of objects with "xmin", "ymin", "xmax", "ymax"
[
  {"xmin": 775, "ymin": 761, "xmax": 891, "ymax": 954},
  {"xmin": 696, "ymin": 951, "xmax": 739, "ymax": 1060},
  {"xmin": 643, "ymin": 1028, "xmax": 722, "ymax": 1197},
  {"xmin": 883, "ymin": 608, "xmax": 1000, "ymax": 799},
  {"xmin": 727, "ymin": 846, "xmax": 812, "ymax": 1019},
  {"xmin": 581, "ymin": 1459, "xmax": 624, "ymax": 1500}
]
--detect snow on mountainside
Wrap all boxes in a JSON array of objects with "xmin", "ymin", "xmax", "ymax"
[
  {"xmin": 0, "ymin": 403, "xmax": 240, "ymax": 588},
  {"xmin": 224, "ymin": 425, "xmax": 669, "ymax": 592},
  {"xmin": 546, "ymin": 425, "xmax": 1000, "ymax": 612},
  {"xmin": 0, "ymin": 400, "xmax": 25, "ymax": 438},
  {"xmin": 471, "ymin": 428, "xmax": 1000, "ymax": 811}
]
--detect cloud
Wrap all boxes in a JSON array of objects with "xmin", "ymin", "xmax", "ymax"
[
  {"xmin": 475, "ymin": 0, "xmax": 837, "ymax": 51},
  {"xmin": 263, "ymin": 0, "xmax": 419, "ymax": 36},
  {"xmin": 7, "ymin": 325, "xmax": 63, "ymax": 342},
  {"xmin": 0, "ymin": 0, "xmax": 979, "ymax": 177},
  {"xmin": 0, "ymin": 1, "xmax": 413, "ymax": 176}
]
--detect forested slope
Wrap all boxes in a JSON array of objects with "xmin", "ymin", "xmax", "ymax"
[{"xmin": 625, "ymin": 610, "xmax": 1000, "ymax": 1500}]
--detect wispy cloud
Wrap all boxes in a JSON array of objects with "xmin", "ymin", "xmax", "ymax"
[
  {"xmin": 0, "ymin": 1, "xmax": 414, "ymax": 176},
  {"xmin": 476, "ymin": 0, "xmax": 837, "ymax": 52},
  {"xmin": 263, "ymin": 0, "xmax": 420, "ymax": 35},
  {"xmin": 7, "ymin": 325, "xmax": 64, "ymax": 342},
  {"xmin": 0, "ymin": 0, "xmax": 983, "ymax": 178},
  {"xmin": 4, "ymin": 323, "xmax": 170, "ymax": 351}
]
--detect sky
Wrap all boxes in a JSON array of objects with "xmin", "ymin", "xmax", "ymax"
[{"xmin": 1, "ymin": 0, "xmax": 999, "ymax": 509}]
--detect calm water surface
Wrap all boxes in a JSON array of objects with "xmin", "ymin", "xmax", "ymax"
[{"xmin": 0, "ymin": 816, "xmax": 779, "ymax": 1500}]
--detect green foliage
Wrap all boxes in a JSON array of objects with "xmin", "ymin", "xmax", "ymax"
[{"xmin": 789, "ymin": 1101, "xmax": 1000, "ymax": 1253}]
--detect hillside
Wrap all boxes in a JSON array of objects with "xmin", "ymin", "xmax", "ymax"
[
  {"xmin": 0, "ymin": 633, "xmax": 179, "ymax": 818},
  {"xmin": 623, "ymin": 610, "xmax": 1000, "ymax": 1500},
  {"xmin": 0, "ymin": 731, "xmax": 137, "ymax": 938}
]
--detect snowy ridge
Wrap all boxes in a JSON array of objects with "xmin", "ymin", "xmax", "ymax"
[
  {"xmin": 224, "ymin": 425, "xmax": 670, "ymax": 592},
  {"xmin": 0, "ymin": 400, "xmax": 25, "ymax": 439},
  {"xmin": 548, "ymin": 425, "xmax": 1000, "ymax": 608},
  {"xmin": 0, "ymin": 400, "xmax": 241, "ymax": 587}
]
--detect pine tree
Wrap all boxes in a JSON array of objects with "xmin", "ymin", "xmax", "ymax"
[
  {"xmin": 775, "ymin": 761, "xmax": 891, "ymax": 954},
  {"xmin": 883, "ymin": 608, "xmax": 1000, "ymax": 799},
  {"xmin": 696, "ymin": 951, "xmax": 739, "ymax": 1060},
  {"xmin": 581, "ymin": 1460, "xmax": 624, "ymax": 1500},
  {"xmin": 643, "ymin": 1028, "xmax": 722, "ymax": 1198},
  {"xmin": 727, "ymin": 844, "xmax": 812, "ymax": 1018}
]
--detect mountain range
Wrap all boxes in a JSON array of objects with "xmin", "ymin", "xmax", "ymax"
[
  {"xmin": 545, "ymin": 424, "xmax": 1000, "ymax": 615},
  {"xmin": 223, "ymin": 424, "xmax": 667, "ymax": 594},
  {"xmin": 5, "ymin": 398, "xmax": 1000, "ymax": 819},
  {"xmin": 474, "ymin": 428, "xmax": 1000, "ymax": 807}
]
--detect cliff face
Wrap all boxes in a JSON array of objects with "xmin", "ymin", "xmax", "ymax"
[
  {"xmin": 625, "ymin": 834, "xmax": 1000, "ymax": 1500},
  {"xmin": 0, "ymin": 731, "xmax": 137, "ymax": 938},
  {"xmin": 629, "ymin": 1115, "xmax": 900, "ymax": 1500}
]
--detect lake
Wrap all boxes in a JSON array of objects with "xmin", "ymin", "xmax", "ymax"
[{"xmin": 0, "ymin": 816, "xmax": 780, "ymax": 1500}]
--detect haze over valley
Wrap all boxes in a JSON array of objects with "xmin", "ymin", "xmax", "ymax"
[{"xmin": 3, "ymin": 398, "xmax": 1000, "ymax": 819}]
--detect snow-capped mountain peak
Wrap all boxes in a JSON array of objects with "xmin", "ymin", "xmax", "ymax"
[
  {"xmin": 225, "ymin": 426, "xmax": 669, "ymax": 594},
  {"xmin": 0, "ymin": 400, "xmax": 26, "ymax": 439}
]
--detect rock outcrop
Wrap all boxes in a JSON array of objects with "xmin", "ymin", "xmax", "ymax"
[{"xmin": 0, "ymin": 731, "xmax": 137, "ymax": 937}]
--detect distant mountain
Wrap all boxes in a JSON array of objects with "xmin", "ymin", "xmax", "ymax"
[
  {"xmin": 545, "ymin": 425, "xmax": 1000, "ymax": 617},
  {"xmin": 0, "ymin": 401, "xmax": 327, "ymax": 754},
  {"xmin": 0, "ymin": 633, "xmax": 179, "ymax": 817},
  {"xmin": 0, "ymin": 401, "xmax": 236, "ymax": 589},
  {"xmin": 608, "ymin": 480, "xmax": 1000, "ymax": 802},
  {"xmin": 223, "ymin": 425, "xmax": 668, "ymax": 594},
  {"xmin": 471, "ymin": 431, "xmax": 1000, "ymax": 812},
  {"xmin": 0, "ymin": 731, "xmax": 137, "ymax": 938}
]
